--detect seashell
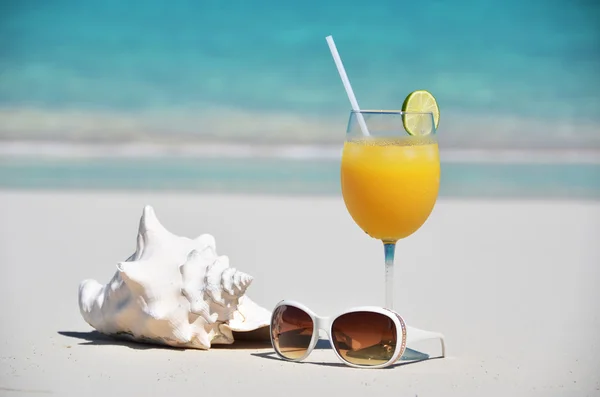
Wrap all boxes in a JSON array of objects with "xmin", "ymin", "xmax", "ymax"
[{"xmin": 78, "ymin": 205, "xmax": 271, "ymax": 349}]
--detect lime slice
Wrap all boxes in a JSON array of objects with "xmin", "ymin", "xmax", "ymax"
[{"xmin": 401, "ymin": 90, "xmax": 440, "ymax": 136}]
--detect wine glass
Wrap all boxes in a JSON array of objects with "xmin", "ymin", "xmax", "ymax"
[{"xmin": 340, "ymin": 110, "xmax": 440, "ymax": 310}]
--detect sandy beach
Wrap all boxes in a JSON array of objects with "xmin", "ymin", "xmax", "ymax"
[{"xmin": 0, "ymin": 190, "xmax": 598, "ymax": 396}]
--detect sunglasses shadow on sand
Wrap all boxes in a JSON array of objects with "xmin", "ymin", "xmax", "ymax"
[
  {"xmin": 250, "ymin": 339, "xmax": 438, "ymax": 369},
  {"xmin": 58, "ymin": 330, "xmax": 438, "ymax": 368}
]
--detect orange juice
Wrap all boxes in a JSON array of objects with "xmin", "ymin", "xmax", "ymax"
[{"xmin": 340, "ymin": 136, "xmax": 440, "ymax": 241}]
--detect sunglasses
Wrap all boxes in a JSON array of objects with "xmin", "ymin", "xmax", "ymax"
[{"xmin": 269, "ymin": 300, "xmax": 409, "ymax": 369}]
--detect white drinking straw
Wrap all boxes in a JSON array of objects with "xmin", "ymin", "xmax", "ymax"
[{"xmin": 325, "ymin": 35, "xmax": 370, "ymax": 136}]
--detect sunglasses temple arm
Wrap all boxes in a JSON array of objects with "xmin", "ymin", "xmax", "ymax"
[
  {"xmin": 405, "ymin": 326, "xmax": 446, "ymax": 358},
  {"xmin": 439, "ymin": 334, "xmax": 446, "ymax": 357}
]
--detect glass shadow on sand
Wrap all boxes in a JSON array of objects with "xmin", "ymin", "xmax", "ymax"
[{"xmin": 57, "ymin": 328, "xmax": 274, "ymax": 351}]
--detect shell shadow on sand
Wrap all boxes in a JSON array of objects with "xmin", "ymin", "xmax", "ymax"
[{"xmin": 58, "ymin": 328, "xmax": 274, "ymax": 350}]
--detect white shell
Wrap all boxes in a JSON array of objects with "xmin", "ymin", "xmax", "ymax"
[{"xmin": 78, "ymin": 205, "xmax": 271, "ymax": 349}]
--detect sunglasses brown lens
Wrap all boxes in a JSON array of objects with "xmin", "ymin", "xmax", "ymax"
[
  {"xmin": 331, "ymin": 311, "xmax": 397, "ymax": 367},
  {"xmin": 271, "ymin": 305, "xmax": 314, "ymax": 360}
]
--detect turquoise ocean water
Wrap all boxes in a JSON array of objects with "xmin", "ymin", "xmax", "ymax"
[
  {"xmin": 1, "ymin": 0, "xmax": 599, "ymax": 197},
  {"xmin": 0, "ymin": 157, "xmax": 599, "ymax": 199}
]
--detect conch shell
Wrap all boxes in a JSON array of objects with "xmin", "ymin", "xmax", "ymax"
[{"xmin": 78, "ymin": 205, "xmax": 271, "ymax": 349}]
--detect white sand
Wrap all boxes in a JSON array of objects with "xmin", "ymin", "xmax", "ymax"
[{"xmin": 0, "ymin": 191, "xmax": 598, "ymax": 396}]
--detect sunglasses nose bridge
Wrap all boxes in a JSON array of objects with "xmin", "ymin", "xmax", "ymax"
[{"xmin": 314, "ymin": 315, "xmax": 330, "ymax": 332}]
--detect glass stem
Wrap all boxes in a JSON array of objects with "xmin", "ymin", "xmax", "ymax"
[{"xmin": 383, "ymin": 241, "xmax": 397, "ymax": 310}]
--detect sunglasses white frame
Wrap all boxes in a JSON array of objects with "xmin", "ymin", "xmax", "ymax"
[{"xmin": 270, "ymin": 300, "xmax": 409, "ymax": 369}]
